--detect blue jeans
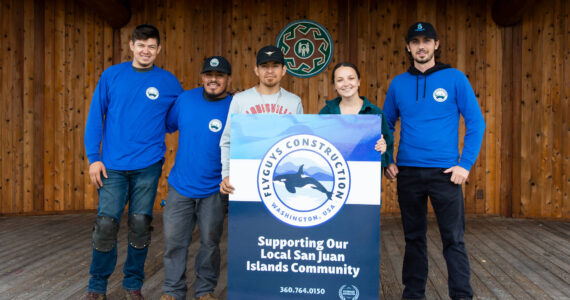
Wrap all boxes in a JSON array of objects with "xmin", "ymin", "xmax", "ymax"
[
  {"xmin": 397, "ymin": 166, "xmax": 473, "ymax": 300},
  {"xmin": 162, "ymin": 185, "xmax": 227, "ymax": 299},
  {"xmin": 88, "ymin": 160, "xmax": 163, "ymax": 294}
]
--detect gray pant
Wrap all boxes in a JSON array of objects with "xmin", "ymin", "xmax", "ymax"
[{"xmin": 162, "ymin": 185, "xmax": 226, "ymax": 299}]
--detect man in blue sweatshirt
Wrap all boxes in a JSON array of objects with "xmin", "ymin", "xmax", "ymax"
[
  {"xmin": 160, "ymin": 56, "xmax": 233, "ymax": 300},
  {"xmin": 84, "ymin": 24, "xmax": 183, "ymax": 300},
  {"xmin": 383, "ymin": 22, "xmax": 485, "ymax": 300}
]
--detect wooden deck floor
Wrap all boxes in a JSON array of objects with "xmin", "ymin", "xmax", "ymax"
[{"xmin": 0, "ymin": 213, "xmax": 568, "ymax": 300}]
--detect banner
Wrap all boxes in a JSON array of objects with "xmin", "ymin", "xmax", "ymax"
[{"xmin": 228, "ymin": 114, "xmax": 381, "ymax": 300}]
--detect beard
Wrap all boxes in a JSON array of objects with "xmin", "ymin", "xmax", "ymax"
[
  {"xmin": 205, "ymin": 90, "xmax": 226, "ymax": 99},
  {"xmin": 261, "ymin": 78, "xmax": 279, "ymax": 88},
  {"xmin": 204, "ymin": 82, "xmax": 227, "ymax": 99},
  {"xmin": 413, "ymin": 51, "xmax": 434, "ymax": 64}
]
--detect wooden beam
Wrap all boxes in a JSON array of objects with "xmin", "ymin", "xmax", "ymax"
[
  {"xmin": 491, "ymin": 0, "xmax": 535, "ymax": 26},
  {"xmin": 511, "ymin": 22, "xmax": 523, "ymax": 217},
  {"xmin": 75, "ymin": 0, "xmax": 130, "ymax": 29},
  {"xmin": 500, "ymin": 26, "xmax": 514, "ymax": 217},
  {"xmin": 113, "ymin": 28, "xmax": 121, "ymax": 65},
  {"xmin": 33, "ymin": 0, "xmax": 45, "ymax": 212}
]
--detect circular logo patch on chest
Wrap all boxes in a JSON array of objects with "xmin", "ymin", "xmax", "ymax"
[
  {"xmin": 146, "ymin": 87, "xmax": 159, "ymax": 100},
  {"xmin": 433, "ymin": 88, "xmax": 448, "ymax": 102},
  {"xmin": 209, "ymin": 119, "xmax": 222, "ymax": 132},
  {"xmin": 276, "ymin": 20, "xmax": 334, "ymax": 78}
]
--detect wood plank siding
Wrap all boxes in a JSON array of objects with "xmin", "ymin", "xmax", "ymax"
[{"xmin": 0, "ymin": 0, "xmax": 568, "ymax": 219}]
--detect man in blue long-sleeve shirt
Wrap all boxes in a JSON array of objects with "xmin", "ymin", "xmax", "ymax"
[
  {"xmin": 160, "ymin": 56, "xmax": 233, "ymax": 300},
  {"xmin": 83, "ymin": 24, "xmax": 183, "ymax": 300},
  {"xmin": 382, "ymin": 22, "xmax": 485, "ymax": 300}
]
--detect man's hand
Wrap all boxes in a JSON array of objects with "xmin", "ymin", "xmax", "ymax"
[
  {"xmin": 89, "ymin": 161, "xmax": 108, "ymax": 189},
  {"xmin": 374, "ymin": 135, "xmax": 387, "ymax": 154},
  {"xmin": 443, "ymin": 166, "xmax": 470, "ymax": 185},
  {"xmin": 220, "ymin": 176, "xmax": 235, "ymax": 194},
  {"xmin": 384, "ymin": 163, "xmax": 399, "ymax": 179}
]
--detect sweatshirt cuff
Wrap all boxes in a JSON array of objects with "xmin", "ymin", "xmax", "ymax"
[
  {"xmin": 458, "ymin": 160, "xmax": 472, "ymax": 171},
  {"xmin": 87, "ymin": 154, "xmax": 101, "ymax": 165}
]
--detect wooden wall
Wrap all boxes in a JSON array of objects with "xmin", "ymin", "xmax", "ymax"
[
  {"xmin": 515, "ymin": 0, "xmax": 569, "ymax": 218},
  {"xmin": 0, "ymin": 0, "xmax": 568, "ymax": 219}
]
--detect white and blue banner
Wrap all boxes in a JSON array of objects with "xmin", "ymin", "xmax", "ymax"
[{"xmin": 228, "ymin": 114, "xmax": 381, "ymax": 300}]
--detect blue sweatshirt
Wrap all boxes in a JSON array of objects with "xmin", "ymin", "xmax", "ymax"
[
  {"xmin": 85, "ymin": 62, "xmax": 183, "ymax": 170},
  {"xmin": 166, "ymin": 88, "xmax": 232, "ymax": 198},
  {"xmin": 382, "ymin": 63, "xmax": 485, "ymax": 171}
]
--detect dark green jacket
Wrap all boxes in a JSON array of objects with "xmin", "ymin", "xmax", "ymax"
[{"xmin": 319, "ymin": 96, "xmax": 394, "ymax": 167}]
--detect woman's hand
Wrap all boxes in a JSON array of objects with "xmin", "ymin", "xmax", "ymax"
[{"xmin": 375, "ymin": 135, "xmax": 387, "ymax": 154}]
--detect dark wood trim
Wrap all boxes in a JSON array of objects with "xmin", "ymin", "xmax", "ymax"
[
  {"xmin": 75, "ymin": 0, "xmax": 130, "ymax": 29},
  {"xmin": 337, "ymin": 0, "xmax": 348, "ymax": 62},
  {"xmin": 491, "ymin": 0, "xmax": 535, "ymax": 26},
  {"xmin": 348, "ymin": 0, "xmax": 358, "ymax": 64},
  {"xmin": 112, "ymin": 28, "xmax": 121, "ymax": 65},
  {"xmin": 500, "ymin": 27, "xmax": 513, "ymax": 217},
  {"xmin": 336, "ymin": 0, "xmax": 359, "ymax": 63},
  {"xmin": 499, "ymin": 21, "xmax": 523, "ymax": 217},
  {"xmin": 33, "ymin": 0, "xmax": 46, "ymax": 212},
  {"xmin": 510, "ymin": 22, "xmax": 522, "ymax": 217}
]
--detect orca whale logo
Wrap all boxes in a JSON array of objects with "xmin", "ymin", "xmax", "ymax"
[
  {"xmin": 274, "ymin": 165, "xmax": 332, "ymax": 200},
  {"xmin": 257, "ymin": 134, "xmax": 350, "ymax": 227}
]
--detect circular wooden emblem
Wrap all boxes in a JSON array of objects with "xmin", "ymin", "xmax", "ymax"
[{"xmin": 276, "ymin": 20, "xmax": 334, "ymax": 78}]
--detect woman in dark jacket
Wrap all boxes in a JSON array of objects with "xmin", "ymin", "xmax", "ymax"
[{"xmin": 319, "ymin": 62, "xmax": 394, "ymax": 166}]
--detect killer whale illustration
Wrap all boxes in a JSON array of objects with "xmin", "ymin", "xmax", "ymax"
[{"xmin": 274, "ymin": 165, "xmax": 332, "ymax": 200}]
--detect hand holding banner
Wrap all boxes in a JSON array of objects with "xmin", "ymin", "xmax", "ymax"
[{"xmin": 228, "ymin": 114, "xmax": 381, "ymax": 300}]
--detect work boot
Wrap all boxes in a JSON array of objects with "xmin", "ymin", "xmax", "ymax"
[
  {"xmin": 196, "ymin": 293, "xmax": 218, "ymax": 300},
  {"xmin": 124, "ymin": 289, "xmax": 144, "ymax": 300},
  {"xmin": 84, "ymin": 292, "xmax": 106, "ymax": 300},
  {"xmin": 160, "ymin": 294, "xmax": 176, "ymax": 300}
]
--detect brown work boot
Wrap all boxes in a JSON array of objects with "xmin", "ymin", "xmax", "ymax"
[
  {"xmin": 84, "ymin": 292, "xmax": 106, "ymax": 300},
  {"xmin": 160, "ymin": 294, "xmax": 176, "ymax": 300},
  {"xmin": 196, "ymin": 293, "xmax": 218, "ymax": 300},
  {"xmin": 124, "ymin": 289, "xmax": 144, "ymax": 300}
]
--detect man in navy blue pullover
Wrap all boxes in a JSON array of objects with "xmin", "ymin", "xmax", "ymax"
[
  {"xmin": 383, "ymin": 22, "xmax": 485, "ymax": 300},
  {"xmin": 160, "ymin": 56, "xmax": 233, "ymax": 300},
  {"xmin": 84, "ymin": 24, "xmax": 183, "ymax": 300}
]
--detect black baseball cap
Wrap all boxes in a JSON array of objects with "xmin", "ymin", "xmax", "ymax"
[
  {"xmin": 256, "ymin": 45, "xmax": 284, "ymax": 65},
  {"xmin": 201, "ymin": 56, "xmax": 231, "ymax": 74},
  {"xmin": 406, "ymin": 22, "xmax": 437, "ymax": 42}
]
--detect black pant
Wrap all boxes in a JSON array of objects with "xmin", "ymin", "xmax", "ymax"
[{"xmin": 397, "ymin": 166, "xmax": 473, "ymax": 300}]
